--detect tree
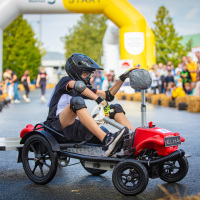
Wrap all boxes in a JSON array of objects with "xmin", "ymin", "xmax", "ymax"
[
  {"xmin": 153, "ymin": 6, "xmax": 187, "ymax": 67},
  {"xmin": 185, "ymin": 38, "xmax": 193, "ymax": 52},
  {"xmin": 3, "ymin": 15, "xmax": 41, "ymax": 80},
  {"xmin": 64, "ymin": 14, "xmax": 107, "ymax": 64}
]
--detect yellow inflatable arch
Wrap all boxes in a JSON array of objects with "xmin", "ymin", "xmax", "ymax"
[{"xmin": 0, "ymin": 0, "xmax": 156, "ymax": 80}]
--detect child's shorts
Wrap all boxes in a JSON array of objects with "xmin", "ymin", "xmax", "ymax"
[{"xmin": 45, "ymin": 115, "xmax": 109, "ymax": 143}]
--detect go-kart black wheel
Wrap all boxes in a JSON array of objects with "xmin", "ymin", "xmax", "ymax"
[
  {"xmin": 80, "ymin": 160, "xmax": 107, "ymax": 176},
  {"xmin": 160, "ymin": 156, "xmax": 189, "ymax": 183},
  {"xmin": 22, "ymin": 134, "xmax": 58, "ymax": 185},
  {"xmin": 112, "ymin": 160, "xmax": 149, "ymax": 196}
]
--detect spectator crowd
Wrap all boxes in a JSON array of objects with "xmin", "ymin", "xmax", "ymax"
[
  {"xmin": 149, "ymin": 53, "xmax": 200, "ymax": 99},
  {"xmin": 90, "ymin": 69, "xmax": 116, "ymax": 91},
  {"xmin": 90, "ymin": 52, "xmax": 200, "ymax": 101},
  {"xmin": 0, "ymin": 52, "xmax": 200, "ymax": 108},
  {"xmin": 0, "ymin": 67, "xmax": 48, "ymax": 105}
]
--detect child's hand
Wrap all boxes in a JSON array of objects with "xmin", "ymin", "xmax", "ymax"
[
  {"xmin": 95, "ymin": 96, "xmax": 110, "ymax": 116},
  {"xmin": 119, "ymin": 65, "xmax": 140, "ymax": 82}
]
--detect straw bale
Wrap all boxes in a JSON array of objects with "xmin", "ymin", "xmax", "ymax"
[
  {"xmin": 151, "ymin": 94, "xmax": 166, "ymax": 105},
  {"xmin": 132, "ymin": 92, "xmax": 141, "ymax": 101},
  {"xmin": 18, "ymin": 84, "xmax": 24, "ymax": 91},
  {"xmin": 0, "ymin": 93, "xmax": 9, "ymax": 101},
  {"xmin": 145, "ymin": 93, "xmax": 153, "ymax": 98},
  {"xmin": 145, "ymin": 93, "xmax": 153, "ymax": 102},
  {"xmin": 18, "ymin": 84, "xmax": 36, "ymax": 91},
  {"xmin": 46, "ymin": 83, "xmax": 56, "ymax": 89},
  {"xmin": 147, "ymin": 97, "xmax": 152, "ymax": 103},
  {"xmin": 187, "ymin": 96, "xmax": 200, "ymax": 113},
  {"xmin": 175, "ymin": 95, "xmax": 190, "ymax": 107},
  {"xmin": 30, "ymin": 84, "xmax": 36, "ymax": 90},
  {"xmin": 161, "ymin": 95, "xmax": 172, "ymax": 107},
  {"xmin": 115, "ymin": 92, "xmax": 125, "ymax": 100},
  {"xmin": 126, "ymin": 93, "xmax": 135, "ymax": 101}
]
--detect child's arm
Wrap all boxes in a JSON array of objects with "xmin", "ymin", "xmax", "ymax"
[
  {"xmin": 36, "ymin": 74, "xmax": 41, "ymax": 87},
  {"xmin": 67, "ymin": 80, "xmax": 99, "ymax": 101}
]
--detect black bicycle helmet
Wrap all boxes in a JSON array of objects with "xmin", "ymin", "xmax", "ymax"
[{"xmin": 65, "ymin": 53, "xmax": 103, "ymax": 87}]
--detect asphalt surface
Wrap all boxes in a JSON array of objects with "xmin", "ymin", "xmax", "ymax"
[{"xmin": 0, "ymin": 88, "xmax": 200, "ymax": 200}]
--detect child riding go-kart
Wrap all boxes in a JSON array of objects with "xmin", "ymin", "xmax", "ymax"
[{"xmin": 18, "ymin": 54, "xmax": 188, "ymax": 196}]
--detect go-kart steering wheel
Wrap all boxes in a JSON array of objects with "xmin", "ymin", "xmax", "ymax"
[{"xmin": 91, "ymin": 104, "xmax": 105, "ymax": 126}]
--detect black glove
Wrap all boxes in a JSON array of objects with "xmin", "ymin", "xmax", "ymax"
[{"xmin": 119, "ymin": 65, "xmax": 140, "ymax": 82}]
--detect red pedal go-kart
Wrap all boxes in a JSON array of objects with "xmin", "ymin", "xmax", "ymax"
[{"xmin": 17, "ymin": 69, "xmax": 188, "ymax": 196}]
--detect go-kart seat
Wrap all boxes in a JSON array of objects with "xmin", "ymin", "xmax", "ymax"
[{"xmin": 20, "ymin": 124, "xmax": 43, "ymax": 138}]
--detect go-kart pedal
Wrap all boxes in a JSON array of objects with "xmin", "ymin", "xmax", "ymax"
[
  {"xmin": 103, "ymin": 127, "xmax": 129, "ymax": 157},
  {"xmin": 110, "ymin": 130, "xmax": 135, "ymax": 156}
]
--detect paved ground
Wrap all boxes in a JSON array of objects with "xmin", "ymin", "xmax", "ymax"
[{"xmin": 0, "ymin": 88, "xmax": 200, "ymax": 200}]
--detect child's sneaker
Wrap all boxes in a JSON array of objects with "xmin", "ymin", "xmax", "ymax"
[
  {"xmin": 26, "ymin": 98, "xmax": 31, "ymax": 102},
  {"xmin": 41, "ymin": 96, "xmax": 46, "ymax": 102},
  {"xmin": 23, "ymin": 95, "xmax": 26, "ymax": 101},
  {"xmin": 14, "ymin": 99, "xmax": 21, "ymax": 103},
  {"xmin": 103, "ymin": 127, "xmax": 128, "ymax": 157}
]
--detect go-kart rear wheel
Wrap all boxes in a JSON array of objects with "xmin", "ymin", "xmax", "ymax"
[
  {"xmin": 160, "ymin": 156, "xmax": 189, "ymax": 183},
  {"xmin": 112, "ymin": 160, "xmax": 149, "ymax": 196},
  {"xmin": 80, "ymin": 160, "xmax": 107, "ymax": 176},
  {"xmin": 22, "ymin": 134, "xmax": 58, "ymax": 185}
]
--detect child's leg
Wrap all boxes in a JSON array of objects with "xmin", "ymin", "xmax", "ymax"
[
  {"xmin": 59, "ymin": 104, "xmax": 77, "ymax": 128},
  {"xmin": 59, "ymin": 104, "xmax": 106, "ymax": 142},
  {"xmin": 76, "ymin": 108, "xmax": 106, "ymax": 142},
  {"xmin": 114, "ymin": 112, "xmax": 135, "ymax": 131},
  {"xmin": 110, "ymin": 104, "xmax": 135, "ymax": 131},
  {"xmin": 59, "ymin": 97, "xmax": 128, "ymax": 157}
]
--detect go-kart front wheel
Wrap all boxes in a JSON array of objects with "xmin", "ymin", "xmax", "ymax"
[
  {"xmin": 112, "ymin": 160, "xmax": 149, "ymax": 196},
  {"xmin": 160, "ymin": 156, "xmax": 189, "ymax": 183},
  {"xmin": 22, "ymin": 134, "xmax": 58, "ymax": 185}
]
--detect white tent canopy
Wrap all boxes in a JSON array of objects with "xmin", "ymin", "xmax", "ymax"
[{"xmin": 102, "ymin": 20, "xmax": 120, "ymax": 76}]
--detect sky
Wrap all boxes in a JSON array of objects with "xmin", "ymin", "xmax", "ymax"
[{"xmin": 23, "ymin": 0, "xmax": 200, "ymax": 54}]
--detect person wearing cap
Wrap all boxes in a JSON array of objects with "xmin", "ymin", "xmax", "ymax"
[{"xmin": 44, "ymin": 53, "xmax": 138, "ymax": 157}]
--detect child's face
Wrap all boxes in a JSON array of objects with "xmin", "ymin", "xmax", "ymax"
[
  {"xmin": 81, "ymin": 71, "xmax": 92, "ymax": 79},
  {"xmin": 183, "ymin": 66, "xmax": 187, "ymax": 71},
  {"xmin": 172, "ymin": 85, "xmax": 176, "ymax": 90},
  {"xmin": 167, "ymin": 85, "xmax": 172, "ymax": 90},
  {"xmin": 177, "ymin": 78, "xmax": 182, "ymax": 82},
  {"xmin": 182, "ymin": 56, "xmax": 187, "ymax": 63},
  {"xmin": 107, "ymin": 76, "xmax": 112, "ymax": 81},
  {"xmin": 187, "ymin": 57, "xmax": 192, "ymax": 63},
  {"xmin": 185, "ymin": 85, "xmax": 190, "ymax": 90}
]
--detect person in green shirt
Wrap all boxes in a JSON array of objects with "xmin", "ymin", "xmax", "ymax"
[{"xmin": 181, "ymin": 64, "xmax": 191, "ymax": 90}]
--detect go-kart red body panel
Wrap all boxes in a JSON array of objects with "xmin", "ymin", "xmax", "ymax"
[
  {"xmin": 133, "ymin": 126, "xmax": 185, "ymax": 156},
  {"xmin": 20, "ymin": 123, "xmax": 185, "ymax": 157},
  {"xmin": 20, "ymin": 124, "xmax": 42, "ymax": 138}
]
